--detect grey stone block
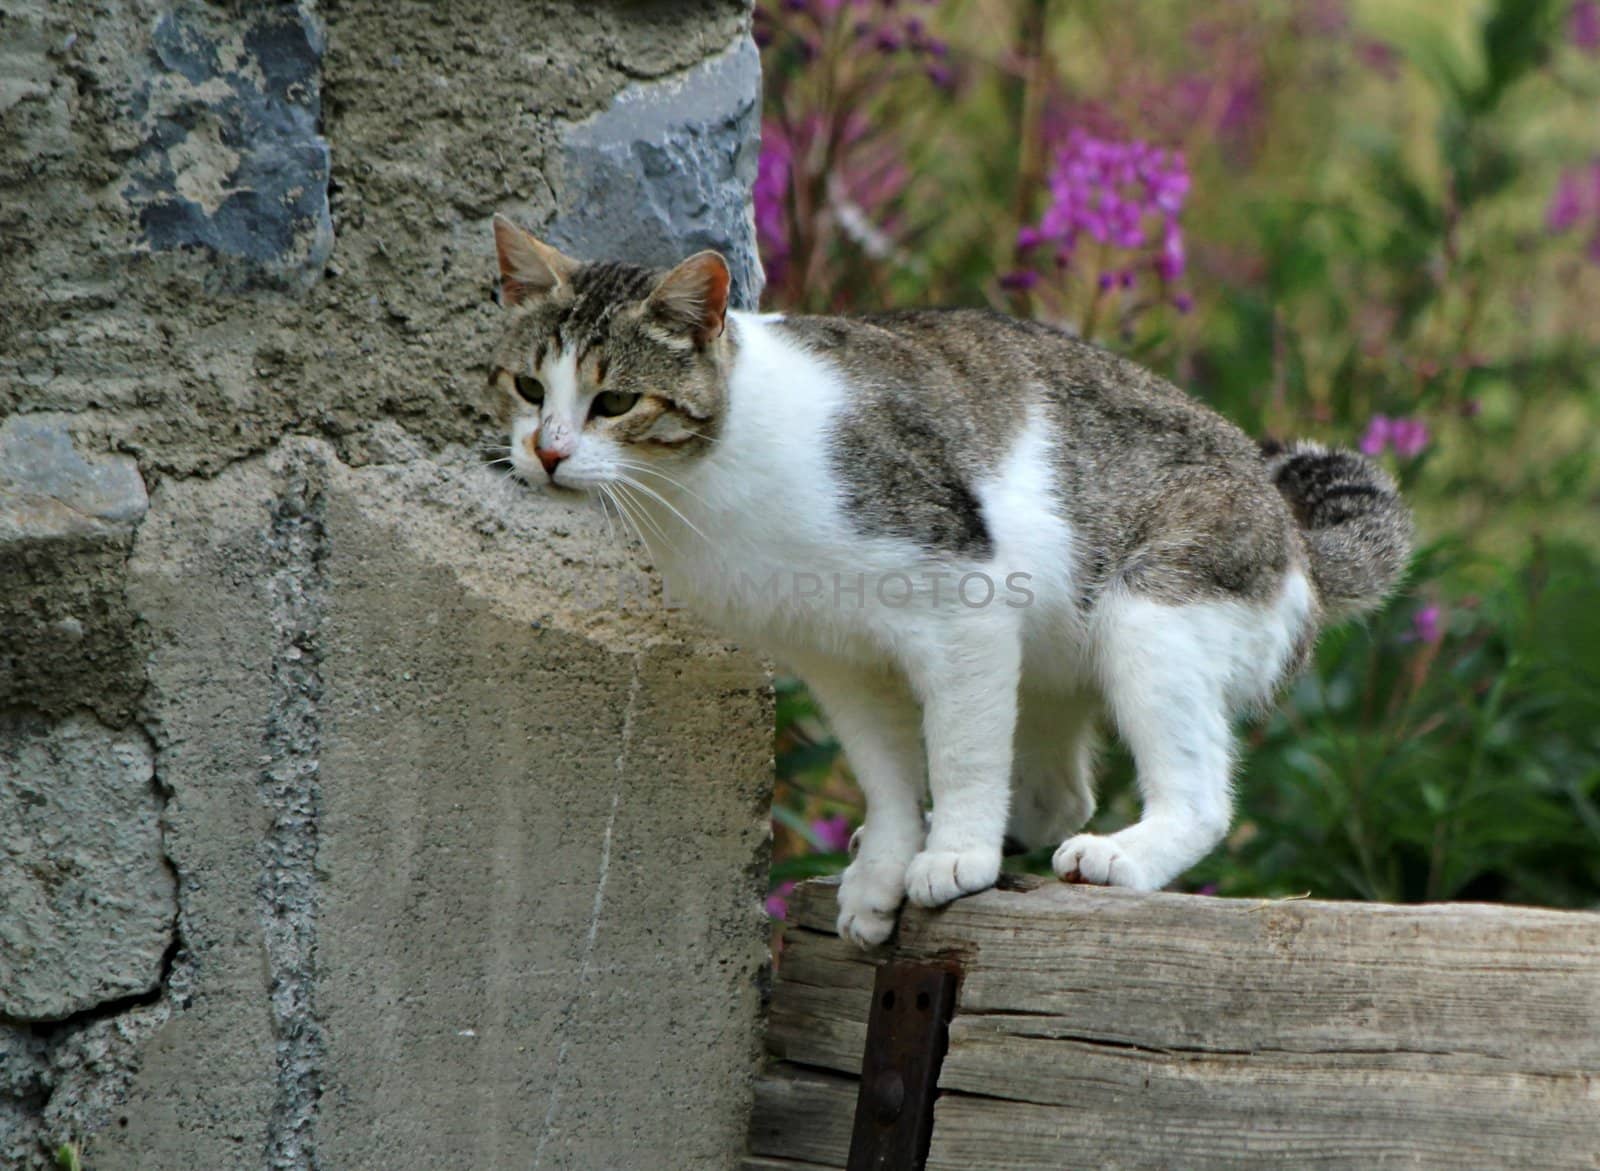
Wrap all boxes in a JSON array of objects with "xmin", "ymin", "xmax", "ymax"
[
  {"xmin": 0, "ymin": 415, "xmax": 147, "ymax": 544},
  {"xmin": 3, "ymin": 3, "xmax": 773, "ymax": 1165},
  {"xmin": 122, "ymin": 4, "xmax": 332, "ymax": 290},
  {"xmin": 0, "ymin": 711, "xmax": 175, "ymax": 1022},
  {"xmin": 0, "ymin": 416, "xmax": 148, "ymax": 723},
  {"xmin": 555, "ymin": 34, "xmax": 766, "ymax": 309},
  {"xmin": 89, "ymin": 441, "xmax": 772, "ymax": 1171}
]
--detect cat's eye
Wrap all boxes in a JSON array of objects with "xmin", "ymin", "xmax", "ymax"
[
  {"xmin": 513, "ymin": 374, "xmax": 544, "ymax": 405},
  {"xmin": 591, "ymin": 390, "xmax": 640, "ymax": 419}
]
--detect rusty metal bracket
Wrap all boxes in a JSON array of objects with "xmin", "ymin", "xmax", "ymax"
[{"xmin": 846, "ymin": 959, "xmax": 959, "ymax": 1171}]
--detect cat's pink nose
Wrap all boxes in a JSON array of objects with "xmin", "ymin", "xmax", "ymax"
[{"xmin": 536, "ymin": 447, "xmax": 565, "ymax": 476}]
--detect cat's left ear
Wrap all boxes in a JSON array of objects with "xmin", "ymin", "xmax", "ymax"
[
  {"xmin": 493, "ymin": 213, "xmax": 579, "ymax": 307},
  {"xmin": 646, "ymin": 251, "xmax": 731, "ymax": 345}
]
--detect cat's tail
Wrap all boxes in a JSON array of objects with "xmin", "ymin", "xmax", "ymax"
[{"xmin": 1261, "ymin": 439, "xmax": 1413, "ymax": 621}]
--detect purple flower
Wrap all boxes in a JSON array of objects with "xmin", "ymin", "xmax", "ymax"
[
  {"xmin": 1155, "ymin": 219, "xmax": 1186, "ymax": 281},
  {"xmin": 1572, "ymin": 0, "xmax": 1600, "ymax": 52},
  {"xmin": 1546, "ymin": 162, "xmax": 1600, "ymax": 268},
  {"xmin": 999, "ymin": 268, "xmax": 1040, "ymax": 292},
  {"xmin": 1360, "ymin": 414, "xmax": 1393, "ymax": 457},
  {"xmin": 1547, "ymin": 170, "xmax": 1586, "ymax": 233},
  {"xmin": 765, "ymin": 880, "xmax": 797, "ymax": 920},
  {"xmin": 1361, "ymin": 414, "xmax": 1429, "ymax": 458},
  {"xmin": 1356, "ymin": 39, "xmax": 1401, "ymax": 81},
  {"xmin": 1389, "ymin": 417, "xmax": 1430, "ymax": 459},
  {"xmin": 1411, "ymin": 603, "xmax": 1443, "ymax": 644},
  {"xmin": 1020, "ymin": 127, "xmax": 1192, "ymax": 308},
  {"xmin": 754, "ymin": 122, "xmax": 793, "ymax": 285},
  {"xmin": 811, "ymin": 813, "xmax": 854, "ymax": 853}
]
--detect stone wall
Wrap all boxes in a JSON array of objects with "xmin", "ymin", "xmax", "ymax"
[{"xmin": 0, "ymin": 2, "xmax": 772, "ymax": 1168}]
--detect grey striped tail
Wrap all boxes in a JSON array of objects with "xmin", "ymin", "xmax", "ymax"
[{"xmin": 1263, "ymin": 439, "xmax": 1413, "ymax": 621}]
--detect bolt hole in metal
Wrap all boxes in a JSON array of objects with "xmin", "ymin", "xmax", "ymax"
[{"xmin": 849, "ymin": 961, "xmax": 959, "ymax": 1170}]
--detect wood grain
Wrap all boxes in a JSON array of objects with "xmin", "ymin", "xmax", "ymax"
[{"xmin": 749, "ymin": 877, "xmax": 1600, "ymax": 1169}]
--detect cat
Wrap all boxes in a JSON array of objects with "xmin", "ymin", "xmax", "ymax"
[{"xmin": 487, "ymin": 214, "xmax": 1412, "ymax": 947}]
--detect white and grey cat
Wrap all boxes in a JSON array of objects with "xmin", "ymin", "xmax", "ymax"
[{"xmin": 487, "ymin": 215, "xmax": 1412, "ymax": 947}]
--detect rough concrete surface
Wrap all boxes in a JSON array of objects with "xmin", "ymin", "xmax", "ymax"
[
  {"xmin": 0, "ymin": 416, "xmax": 149, "ymax": 724},
  {"xmin": 0, "ymin": 1, "xmax": 771, "ymax": 1167},
  {"xmin": 0, "ymin": 712, "xmax": 175, "ymax": 1022}
]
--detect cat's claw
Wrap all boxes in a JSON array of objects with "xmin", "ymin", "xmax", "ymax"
[
  {"xmin": 903, "ymin": 846, "xmax": 1000, "ymax": 908},
  {"xmin": 1053, "ymin": 833, "xmax": 1155, "ymax": 890},
  {"xmin": 835, "ymin": 856, "xmax": 907, "ymax": 948}
]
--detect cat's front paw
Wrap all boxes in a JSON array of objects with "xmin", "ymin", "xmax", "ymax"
[
  {"xmin": 1052, "ymin": 833, "xmax": 1155, "ymax": 890},
  {"xmin": 836, "ymin": 856, "xmax": 908, "ymax": 948},
  {"xmin": 903, "ymin": 846, "xmax": 1001, "ymax": 908}
]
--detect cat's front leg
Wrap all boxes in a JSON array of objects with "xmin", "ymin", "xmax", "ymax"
[
  {"xmin": 790, "ymin": 656, "xmax": 927, "ymax": 947},
  {"xmin": 901, "ymin": 614, "xmax": 1022, "ymax": 907}
]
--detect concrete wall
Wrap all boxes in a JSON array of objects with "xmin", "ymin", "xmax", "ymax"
[{"xmin": 0, "ymin": 3, "xmax": 772, "ymax": 1168}]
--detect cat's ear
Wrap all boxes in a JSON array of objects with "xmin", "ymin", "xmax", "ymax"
[
  {"xmin": 492, "ymin": 214, "xmax": 579, "ymax": 307},
  {"xmin": 645, "ymin": 251, "xmax": 731, "ymax": 345}
]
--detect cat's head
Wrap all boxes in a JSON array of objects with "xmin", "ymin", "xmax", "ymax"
[{"xmin": 487, "ymin": 214, "xmax": 732, "ymax": 492}]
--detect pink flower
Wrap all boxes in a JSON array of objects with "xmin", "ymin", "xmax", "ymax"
[
  {"xmin": 765, "ymin": 880, "xmax": 797, "ymax": 920},
  {"xmin": 1547, "ymin": 170, "xmax": 1586, "ymax": 233},
  {"xmin": 1356, "ymin": 39, "xmax": 1401, "ymax": 81},
  {"xmin": 1411, "ymin": 604, "xmax": 1443, "ymax": 644},
  {"xmin": 810, "ymin": 813, "xmax": 854, "ymax": 853},
  {"xmin": 1359, "ymin": 414, "xmax": 1393, "ymax": 456},
  {"xmin": 1572, "ymin": 0, "xmax": 1600, "ymax": 52},
  {"xmin": 1022, "ymin": 127, "xmax": 1192, "ymax": 309},
  {"xmin": 1546, "ymin": 162, "xmax": 1600, "ymax": 266},
  {"xmin": 754, "ymin": 121, "xmax": 793, "ymax": 285},
  {"xmin": 1389, "ymin": 417, "xmax": 1430, "ymax": 459},
  {"xmin": 1361, "ymin": 414, "xmax": 1429, "ymax": 459}
]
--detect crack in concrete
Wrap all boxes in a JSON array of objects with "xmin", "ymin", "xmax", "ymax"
[
  {"xmin": 257, "ymin": 455, "xmax": 329, "ymax": 1171},
  {"xmin": 531, "ymin": 653, "xmax": 643, "ymax": 1169},
  {"xmin": 0, "ymin": 703, "xmax": 190, "ymax": 1169}
]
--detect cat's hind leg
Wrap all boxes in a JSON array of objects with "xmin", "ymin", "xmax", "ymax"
[
  {"xmin": 1054, "ymin": 574, "xmax": 1311, "ymax": 891},
  {"xmin": 1006, "ymin": 688, "xmax": 1099, "ymax": 852},
  {"xmin": 790, "ymin": 655, "xmax": 927, "ymax": 947}
]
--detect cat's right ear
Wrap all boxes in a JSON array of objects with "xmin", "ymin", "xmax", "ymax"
[{"xmin": 492, "ymin": 214, "xmax": 579, "ymax": 308}]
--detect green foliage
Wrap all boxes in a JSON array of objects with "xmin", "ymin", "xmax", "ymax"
[{"xmin": 763, "ymin": 0, "xmax": 1600, "ymax": 910}]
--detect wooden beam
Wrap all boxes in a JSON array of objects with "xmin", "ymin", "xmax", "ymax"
[{"xmin": 750, "ymin": 877, "xmax": 1600, "ymax": 1169}]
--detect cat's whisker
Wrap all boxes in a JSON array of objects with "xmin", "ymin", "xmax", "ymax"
[
  {"xmin": 614, "ymin": 474, "xmax": 713, "ymax": 549},
  {"xmin": 609, "ymin": 460, "xmax": 716, "ymax": 510},
  {"xmin": 600, "ymin": 481, "xmax": 647, "ymax": 549},
  {"xmin": 595, "ymin": 486, "xmax": 625, "ymax": 550},
  {"xmin": 613, "ymin": 481, "xmax": 680, "ymax": 558}
]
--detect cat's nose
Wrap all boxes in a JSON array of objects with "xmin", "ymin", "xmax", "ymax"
[{"xmin": 536, "ymin": 447, "xmax": 565, "ymax": 476}]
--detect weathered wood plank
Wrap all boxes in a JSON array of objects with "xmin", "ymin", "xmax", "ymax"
[
  {"xmin": 789, "ymin": 877, "xmax": 1600, "ymax": 1073},
  {"xmin": 932, "ymin": 1024, "xmax": 1600, "ymax": 1169},
  {"xmin": 925, "ymin": 1081, "xmax": 1600, "ymax": 1171},
  {"xmin": 760, "ymin": 879, "xmax": 1600, "ymax": 1168},
  {"xmin": 766, "ymin": 928, "xmax": 874, "ymax": 1074},
  {"xmin": 745, "ymin": 1064, "xmax": 855, "ymax": 1169}
]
